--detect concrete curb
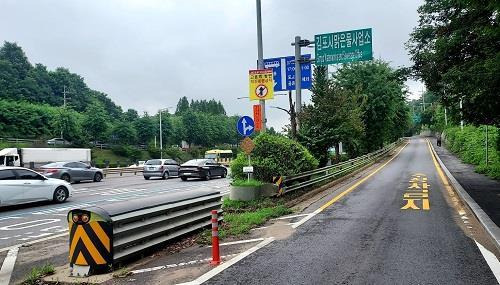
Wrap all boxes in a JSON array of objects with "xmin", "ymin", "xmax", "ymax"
[{"xmin": 429, "ymin": 141, "xmax": 500, "ymax": 251}]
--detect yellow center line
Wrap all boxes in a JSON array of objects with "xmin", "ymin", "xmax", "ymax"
[
  {"xmin": 426, "ymin": 139, "xmax": 451, "ymax": 189},
  {"xmin": 318, "ymin": 142, "xmax": 409, "ymax": 212}
]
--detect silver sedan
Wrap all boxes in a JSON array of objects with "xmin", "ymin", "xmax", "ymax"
[{"xmin": 40, "ymin": 161, "xmax": 104, "ymax": 183}]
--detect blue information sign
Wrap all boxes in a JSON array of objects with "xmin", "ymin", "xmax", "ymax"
[
  {"xmin": 263, "ymin": 54, "xmax": 312, "ymax": 92},
  {"xmin": 237, "ymin": 116, "xmax": 255, "ymax": 137}
]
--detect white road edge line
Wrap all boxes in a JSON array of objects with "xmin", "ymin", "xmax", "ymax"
[
  {"xmin": 0, "ymin": 246, "xmax": 19, "ymax": 285},
  {"xmin": 0, "ymin": 232, "xmax": 68, "ymax": 253},
  {"xmin": 475, "ymin": 241, "xmax": 500, "ymax": 284},
  {"xmin": 176, "ymin": 237, "xmax": 275, "ymax": 285},
  {"xmin": 271, "ymin": 213, "xmax": 311, "ymax": 221},
  {"xmin": 207, "ymin": 238, "xmax": 264, "ymax": 248},
  {"xmin": 131, "ymin": 254, "xmax": 239, "ymax": 275}
]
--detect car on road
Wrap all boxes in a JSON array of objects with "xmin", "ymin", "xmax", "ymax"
[
  {"xmin": 143, "ymin": 159, "xmax": 180, "ymax": 180},
  {"xmin": 179, "ymin": 159, "xmax": 227, "ymax": 181},
  {"xmin": 0, "ymin": 167, "xmax": 73, "ymax": 206},
  {"xmin": 40, "ymin": 161, "xmax": 104, "ymax": 183},
  {"xmin": 46, "ymin": 138, "xmax": 71, "ymax": 145}
]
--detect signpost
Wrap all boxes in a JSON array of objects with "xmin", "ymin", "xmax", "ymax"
[
  {"xmin": 237, "ymin": 116, "xmax": 255, "ymax": 137},
  {"xmin": 263, "ymin": 55, "xmax": 312, "ymax": 91},
  {"xmin": 240, "ymin": 137, "xmax": 255, "ymax": 182},
  {"xmin": 253, "ymin": 105, "xmax": 262, "ymax": 131},
  {"xmin": 249, "ymin": 69, "xmax": 274, "ymax": 100},
  {"xmin": 315, "ymin": 28, "xmax": 373, "ymax": 65}
]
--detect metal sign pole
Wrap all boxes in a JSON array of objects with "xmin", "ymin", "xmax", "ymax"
[
  {"xmin": 294, "ymin": 36, "xmax": 302, "ymax": 130},
  {"xmin": 256, "ymin": 0, "xmax": 266, "ymax": 132}
]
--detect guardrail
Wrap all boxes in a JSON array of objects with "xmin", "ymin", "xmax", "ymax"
[
  {"xmin": 67, "ymin": 190, "xmax": 222, "ymax": 277},
  {"xmin": 102, "ymin": 167, "xmax": 143, "ymax": 177},
  {"xmin": 279, "ymin": 139, "xmax": 405, "ymax": 195}
]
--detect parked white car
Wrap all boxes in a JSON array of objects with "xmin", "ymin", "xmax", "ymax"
[{"xmin": 0, "ymin": 167, "xmax": 73, "ymax": 207}]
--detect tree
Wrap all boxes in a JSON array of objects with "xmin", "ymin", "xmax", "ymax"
[
  {"xmin": 135, "ymin": 112, "xmax": 156, "ymax": 145},
  {"xmin": 124, "ymin": 108, "xmax": 139, "ymax": 122},
  {"xmin": 51, "ymin": 107, "xmax": 82, "ymax": 142},
  {"xmin": 0, "ymin": 41, "xmax": 31, "ymax": 79},
  {"xmin": 334, "ymin": 61, "xmax": 409, "ymax": 152},
  {"xmin": 406, "ymin": 0, "xmax": 500, "ymax": 125},
  {"xmin": 82, "ymin": 101, "xmax": 109, "ymax": 143},
  {"xmin": 175, "ymin": 96, "xmax": 190, "ymax": 115},
  {"xmin": 111, "ymin": 122, "xmax": 137, "ymax": 145},
  {"xmin": 298, "ymin": 66, "xmax": 365, "ymax": 165}
]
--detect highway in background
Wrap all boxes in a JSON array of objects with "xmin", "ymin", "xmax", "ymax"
[{"xmin": 0, "ymin": 174, "xmax": 230, "ymax": 249}]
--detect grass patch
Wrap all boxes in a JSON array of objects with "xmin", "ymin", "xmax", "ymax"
[
  {"xmin": 113, "ymin": 267, "xmax": 131, "ymax": 278},
  {"xmin": 230, "ymin": 178, "xmax": 264, "ymax": 187},
  {"xmin": 199, "ymin": 198, "xmax": 292, "ymax": 244},
  {"xmin": 91, "ymin": 148, "xmax": 150, "ymax": 167},
  {"xmin": 22, "ymin": 264, "xmax": 55, "ymax": 285}
]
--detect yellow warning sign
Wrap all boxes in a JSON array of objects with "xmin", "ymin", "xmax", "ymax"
[{"xmin": 249, "ymin": 69, "xmax": 274, "ymax": 100}]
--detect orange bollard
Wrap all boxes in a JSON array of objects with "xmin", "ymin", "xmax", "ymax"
[{"xmin": 210, "ymin": 210, "xmax": 220, "ymax": 265}]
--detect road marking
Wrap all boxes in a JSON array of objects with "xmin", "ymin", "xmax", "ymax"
[
  {"xmin": 475, "ymin": 241, "xmax": 500, "ymax": 283},
  {"xmin": 208, "ymin": 238, "xmax": 264, "ymax": 247},
  {"xmin": 0, "ymin": 219, "xmax": 60, "ymax": 231},
  {"xmin": 0, "ymin": 246, "xmax": 19, "ymax": 285},
  {"xmin": 402, "ymin": 173, "xmax": 430, "ymax": 210},
  {"xmin": 0, "ymin": 232, "xmax": 68, "ymax": 253},
  {"xmin": 271, "ymin": 213, "xmax": 311, "ymax": 220},
  {"xmin": 178, "ymin": 237, "xmax": 275, "ymax": 285},
  {"xmin": 292, "ymin": 142, "xmax": 408, "ymax": 229},
  {"xmin": 131, "ymin": 254, "xmax": 239, "ymax": 275}
]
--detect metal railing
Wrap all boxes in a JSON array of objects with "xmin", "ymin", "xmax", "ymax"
[
  {"xmin": 280, "ymin": 139, "xmax": 405, "ymax": 194},
  {"xmin": 68, "ymin": 190, "xmax": 222, "ymax": 277},
  {"xmin": 102, "ymin": 167, "xmax": 143, "ymax": 177}
]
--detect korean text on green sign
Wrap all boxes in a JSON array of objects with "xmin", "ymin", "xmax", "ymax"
[{"xmin": 315, "ymin": 28, "xmax": 373, "ymax": 65}]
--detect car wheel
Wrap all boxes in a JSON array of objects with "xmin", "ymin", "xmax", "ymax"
[
  {"xmin": 221, "ymin": 169, "xmax": 227, "ymax": 178},
  {"xmin": 61, "ymin": 174, "xmax": 71, "ymax": 183},
  {"xmin": 53, "ymin": 187, "xmax": 68, "ymax": 203},
  {"xmin": 94, "ymin": 172, "xmax": 103, "ymax": 182},
  {"xmin": 144, "ymin": 176, "xmax": 150, "ymax": 180},
  {"xmin": 162, "ymin": 172, "xmax": 169, "ymax": 180},
  {"xmin": 204, "ymin": 171, "xmax": 211, "ymax": 181},
  {"xmin": 181, "ymin": 176, "xmax": 188, "ymax": 181}
]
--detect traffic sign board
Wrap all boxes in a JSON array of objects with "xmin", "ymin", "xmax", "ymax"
[
  {"xmin": 240, "ymin": 137, "xmax": 255, "ymax": 155},
  {"xmin": 253, "ymin": 105, "xmax": 262, "ymax": 131},
  {"xmin": 315, "ymin": 28, "xmax": 373, "ymax": 65},
  {"xmin": 249, "ymin": 69, "xmax": 274, "ymax": 100},
  {"xmin": 263, "ymin": 55, "xmax": 312, "ymax": 91},
  {"xmin": 237, "ymin": 116, "xmax": 255, "ymax": 137}
]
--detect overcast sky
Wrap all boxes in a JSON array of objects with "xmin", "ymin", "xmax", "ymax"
[{"xmin": 0, "ymin": 0, "xmax": 424, "ymax": 131}]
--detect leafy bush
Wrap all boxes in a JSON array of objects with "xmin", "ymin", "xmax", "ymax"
[
  {"xmin": 231, "ymin": 179, "xmax": 263, "ymax": 187},
  {"xmin": 111, "ymin": 145, "xmax": 142, "ymax": 161},
  {"xmin": 444, "ymin": 125, "xmax": 499, "ymax": 179},
  {"xmin": 230, "ymin": 133, "xmax": 318, "ymax": 182}
]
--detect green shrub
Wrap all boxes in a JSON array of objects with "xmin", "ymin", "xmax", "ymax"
[
  {"xmin": 231, "ymin": 179, "xmax": 263, "ymax": 187},
  {"xmin": 112, "ymin": 145, "xmax": 142, "ymax": 161},
  {"xmin": 230, "ymin": 133, "xmax": 318, "ymax": 182},
  {"xmin": 444, "ymin": 125, "xmax": 499, "ymax": 180}
]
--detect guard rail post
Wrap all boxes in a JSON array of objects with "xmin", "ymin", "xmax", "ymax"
[{"xmin": 210, "ymin": 210, "xmax": 221, "ymax": 265}]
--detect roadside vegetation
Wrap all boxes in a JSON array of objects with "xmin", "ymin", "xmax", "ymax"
[{"xmin": 22, "ymin": 263, "xmax": 54, "ymax": 285}]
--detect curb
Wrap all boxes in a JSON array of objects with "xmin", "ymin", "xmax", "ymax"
[{"xmin": 429, "ymin": 141, "xmax": 500, "ymax": 251}]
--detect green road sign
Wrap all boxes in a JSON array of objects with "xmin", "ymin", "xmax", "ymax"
[{"xmin": 315, "ymin": 28, "xmax": 373, "ymax": 65}]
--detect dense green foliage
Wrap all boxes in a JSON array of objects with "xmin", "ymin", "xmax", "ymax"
[
  {"xmin": 406, "ymin": 0, "xmax": 500, "ymax": 125},
  {"xmin": 299, "ymin": 61, "xmax": 410, "ymax": 165},
  {"xmin": 0, "ymin": 42, "xmax": 239, "ymax": 149},
  {"xmin": 444, "ymin": 126, "xmax": 499, "ymax": 179},
  {"xmin": 231, "ymin": 133, "xmax": 318, "ymax": 182}
]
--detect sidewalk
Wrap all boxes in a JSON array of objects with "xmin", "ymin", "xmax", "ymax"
[{"xmin": 431, "ymin": 138, "xmax": 500, "ymax": 228}]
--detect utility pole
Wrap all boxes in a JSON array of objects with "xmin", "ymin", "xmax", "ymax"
[
  {"xmin": 294, "ymin": 36, "xmax": 301, "ymax": 129},
  {"xmin": 60, "ymin": 86, "xmax": 71, "ymax": 139},
  {"xmin": 444, "ymin": 108, "xmax": 448, "ymax": 126},
  {"xmin": 256, "ymin": 0, "xmax": 266, "ymax": 132},
  {"xmin": 159, "ymin": 110, "xmax": 163, "ymax": 159},
  {"xmin": 422, "ymin": 88, "xmax": 426, "ymax": 112},
  {"xmin": 460, "ymin": 98, "xmax": 464, "ymax": 130}
]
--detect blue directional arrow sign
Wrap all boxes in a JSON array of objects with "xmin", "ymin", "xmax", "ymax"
[
  {"xmin": 237, "ymin": 116, "xmax": 255, "ymax": 137},
  {"xmin": 263, "ymin": 54, "xmax": 312, "ymax": 92}
]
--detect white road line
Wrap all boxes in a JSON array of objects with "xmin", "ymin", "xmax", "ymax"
[
  {"xmin": 208, "ymin": 238, "xmax": 264, "ymax": 248},
  {"xmin": 0, "ymin": 246, "xmax": 19, "ymax": 285},
  {"xmin": 177, "ymin": 237, "xmax": 275, "ymax": 285},
  {"xmin": 0, "ymin": 232, "xmax": 68, "ymax": 253},
  {"xmin": 475, "ymin": 241, "xmax": 500, "ymax": 283},
  {"xmin": 292, "ymin": 208, "xmax": 322, "ymax": 229},
  {"xmin": 271, "ymin": 213, "xmax": 311, "ymax": 221},
  {"xmin": 131, "ymin": 254, "xmax": 239, "ymax": 275}
]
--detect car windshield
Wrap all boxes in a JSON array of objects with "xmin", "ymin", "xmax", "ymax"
[
  {"xmin": 145, "ymin": 160, "xmax": 162, "ymax": 165},
  {"xmin": 182, "ymin": 159, "xmax": 205, "ymax": 166},
  {"xmin": 42, "ymin": 162, "xmax": 67, "ymax": 167}
]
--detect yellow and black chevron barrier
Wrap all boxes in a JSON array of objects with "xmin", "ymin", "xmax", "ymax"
[
  {"xmin": 68, "ymin": 209, "xmax": 112, "ymax": 275},
  {"xmin": 273, "ymin": 176, "xmax": 284, "ymax": 196}
]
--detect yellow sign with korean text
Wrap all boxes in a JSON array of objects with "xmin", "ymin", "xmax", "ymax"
[{"xmin": 249, "ymin": 69, "xmax": 274, "ymax": 100}]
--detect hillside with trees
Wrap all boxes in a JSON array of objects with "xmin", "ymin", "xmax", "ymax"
[{"xmin": 0, "ymin": 41, "xmax": 239, "ymax": 149}]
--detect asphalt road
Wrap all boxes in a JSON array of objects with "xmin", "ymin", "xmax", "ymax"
[
  {"xmin": 0, "ymin": 174, "xmax": 229, "ymax": 249},
  {"xmin": 207, "ymin": 138, "xmax": 499, "ymax": 284}
]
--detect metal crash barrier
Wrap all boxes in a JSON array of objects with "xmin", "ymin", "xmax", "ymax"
[{"xmin": 67, "ymin": 190, "xmax": 222, "ymax": 277}]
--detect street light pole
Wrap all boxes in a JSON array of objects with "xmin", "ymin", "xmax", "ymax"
[
  {"xmin": 256, "ymin": 0, "xmax": 266, "ymax": 132},
  {"xmin": 159, "ymin": 110, "xmax": 163, "ymax": 159}
]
